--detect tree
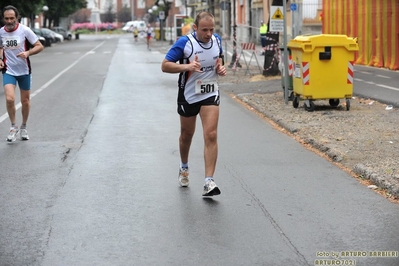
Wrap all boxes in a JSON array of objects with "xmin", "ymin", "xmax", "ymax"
[
  {"xmin": 117, "ymin": 5, "xmax": 131, "ymax": 23},
  {"xmin": 0, "ymin": 0, "xmax": 87, "ymax": 28},
  {"xmin": 42, "ymin": 0, "xmax": 87, "ymax": 26},
  {"xmin": 71, "ymin": 8, "xmax": 91, "ymax": 23},
  {"xmin": 0, "ymin": 0, "xmax": 42, "ymax": 18},
  {"xmin": 0, "ymin": 0, "xmax": 43, "ymax": 27},
  {"xmin": 101, "ymin": 2, "xmax": 115, "ymax": 23}
]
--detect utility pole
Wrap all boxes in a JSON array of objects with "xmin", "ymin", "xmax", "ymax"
[
  {"xmin": 228, "ymin": 0, "xmax": 242, "ymax": 68},
  {"xmin": 131, "ymin": 0, "xmax": 135, "ymax": 20},
  {"xmin": 292, "ymin": 0, "xmax": 302, "ymax": 38}
]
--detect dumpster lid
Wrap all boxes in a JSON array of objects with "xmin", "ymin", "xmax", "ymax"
[{"xmin": 287, "ymin": 34, "xmax": 359, "ymax": 52}]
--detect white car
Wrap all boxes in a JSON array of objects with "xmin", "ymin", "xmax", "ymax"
[
  {"xmin": 53, "ymin": 31, "xmax": 64, "ymax": 42},
  {"xmin": 52, "ymin": 27, "xmax": 72, "ymax": 40},
  {"xmin": 42, "ymin": 28, "xmax": 63, "ymax": 43},
  {"xmin": 122, "ymin": 20, "xmax": 146, "ymax": 32}
]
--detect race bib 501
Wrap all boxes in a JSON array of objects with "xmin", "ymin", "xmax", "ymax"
[{"xmin": 195, "ymin": 79, "xmax": 219, "ymax": 94}]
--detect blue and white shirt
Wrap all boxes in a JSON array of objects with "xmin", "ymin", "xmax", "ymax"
[
  {"xmin": 165, "ymin": 32, "xmax": 223, "ymax": 104},
  {"xmin": 0, "ymin": 23, "xmax": 38, "ymax": 76}
]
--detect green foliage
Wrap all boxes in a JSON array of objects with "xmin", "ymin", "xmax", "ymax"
[
  {"xmin": 0, "ymin": 0, "xmax": 87, "ymax": 26},
  {"xmin": 102, "ymin": 2, "xmax": 115, "ymax": 23},
  {"xmin": 184, "ymin": 17, "xmax": 194, "ymax": 25},
  {"xmin": 0, "ymin": 0, "xmax": 42, "ymax": 18},
  {"xmin": 117, "ymin": 5, "xmax": 131, "ymax": 23},
  {"xmin": 40, "ymin": 0, "xmax": 87, "ymax": 26}
]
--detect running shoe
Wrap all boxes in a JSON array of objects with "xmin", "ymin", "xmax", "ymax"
[
  {"xmin": 20, "ymin": 128, "xmax": 29, "ymax": 140},
  {"xmin": 202, "ymin": 179, "xmax": 221, "ymax": 196},
  {"xmin": 178, "ymin": 167, "xmax": 190, "ymax": 187},
  {"xmin": 6, "ymin": 126, "xmax": 19, "ymax": 142}
]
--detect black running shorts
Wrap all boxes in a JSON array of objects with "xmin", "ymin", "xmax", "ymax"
[{"xmin": 177, "ymin": 95, "xmax": 220, "ymax": 117}]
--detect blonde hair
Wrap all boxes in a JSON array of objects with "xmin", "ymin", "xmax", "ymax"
[{"xmin": 194, "ymin": 12, "xmax": 214, "ymax": 26}]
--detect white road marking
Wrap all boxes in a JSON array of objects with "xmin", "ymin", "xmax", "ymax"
[
  {"xmin": 0, "ymin": 41, "xmax": 106, "ymax": 124},
  {"xmin": 353, "ymin": 79, "xmax": 399, "ymax": 92},
  {"xmin": 376, "ymin": 84, "xmax": 399, "ymax": 92}
]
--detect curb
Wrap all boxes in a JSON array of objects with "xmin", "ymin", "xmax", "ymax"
[{"xmin": 224, "ymin": 81, "xmax": 399, "ymax": 201}]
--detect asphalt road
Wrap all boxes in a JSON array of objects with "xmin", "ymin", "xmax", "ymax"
[
  {"xmin": 353, "ymin": 65, "xmax": 399, "ymax": 107},
  {"xmin": 0, "ymin": 35, "xmax": 398, "ymax": 266}
]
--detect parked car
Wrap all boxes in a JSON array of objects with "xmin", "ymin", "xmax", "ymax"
[
  {"xmin": 122, "ymin": 20, "xmax": 146, "ymax": 33},
  {"xmin": 42, "ymin": 28, "xmax": 63, "ymax": 43},
  {"xmin": 28, "ymin": 33, "xmax": 46, "ymax": 48},
  {"xmin": 52, "ymin": 27, "xmax": 72, "ymax": 40},
  {"xmin": 53, "ymin": 31, "xmax": 64, "ymax": 42},
  {"xmin": 37, "ymin": 35, "xmax": 46, "ymax": 47},
  {"xmin": 31, "ymin": 28, "xmax": 53, "ymax": 47}
]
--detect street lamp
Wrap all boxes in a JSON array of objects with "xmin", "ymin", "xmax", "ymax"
[
  {"xmin": 42, "ymin": 5, "xmax": 49, "ymax": 28},
  {"xmin": 154, "ymin": 0, "xmax": 174, "ymax": 43},
  {"xmin": 166, "ymin": 0, "xmax": 174, "ymax": 44},
  {"xmin": 147, "ymin": 6, "xmax": 158, "ymax": 24}
]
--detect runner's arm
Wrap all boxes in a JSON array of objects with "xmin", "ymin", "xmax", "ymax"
[
  {"xmin": 27, "ymin": 40, "xmax": 44, "ymax": 56},
  {"xmin": 17, "ymin": 40, "xmax": 43, "ymax": 60},
  {"xmin": 162, "ymin": 57, "xmax": 202, "ymax": 74},
  {"xmin": 0, "ymin": 48, "xmax": 4, "ymax": 69},
  {"xmin": 162, "ymin": 59, "xmax": 191, "ymax": 73}
]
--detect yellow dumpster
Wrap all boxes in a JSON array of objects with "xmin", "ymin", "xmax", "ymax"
[
  {"xmin": 287, "ymin": 34, "xmax": 359, "ymax": 111},
  {"xmin": 155, "ymin": 28, "xmax": 160, "ymax": 40}
]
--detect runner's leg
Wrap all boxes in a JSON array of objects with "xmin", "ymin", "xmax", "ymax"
[
  {"xmin": 4, "ymin": 84, "xmax": 16, "ymax": 124},
  {"xmin": 199, "ymin": 105, "xmax": 219, "ymax": 177},
  {"xmin": 20, "ymin": 89, "xmax": 30, "ymax": 124},
  {"xmin": 179, "ymin": 115, "xmax": 196, "ymax": 164}
]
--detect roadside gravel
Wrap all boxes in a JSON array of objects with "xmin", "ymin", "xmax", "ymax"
[{"xmin": 219, "ymin": 69, "xmax": 399, "ymax": 201}]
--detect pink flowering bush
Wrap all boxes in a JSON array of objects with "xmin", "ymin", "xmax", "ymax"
[{"xmin": 70, "ymin": 22, "xmax": 116, "ymax": 32}]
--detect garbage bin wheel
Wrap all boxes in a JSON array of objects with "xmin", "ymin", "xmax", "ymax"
[
  {"xmin": 304, "ymin": 100, "xmax": 315, "ymax": 112},
  {"xmin": 329, "ymin": 99, "xmax": 340, "ymax": 107},
  {"xmin": 288, "ymin": 90, "xmax": 294, "ymax": 101},
  {"xmin": 346, "ymin": 99, "xmax": 350, "ymax": 111},
  {"xmin": 284, "ymin": 89, "xmax": 294, "ymax": 101},
  {"xmin": 293, "ymin": 96, "xmax": 299, "ymax": 108}
]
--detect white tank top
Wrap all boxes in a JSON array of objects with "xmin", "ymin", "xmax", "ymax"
[
  {"xmin": 0, "ymin": 23, "xmax": 39, "ymax": 76},
  {"xmin": 182, "ymin": 33, "xmax": 221, "ymax": 104}
]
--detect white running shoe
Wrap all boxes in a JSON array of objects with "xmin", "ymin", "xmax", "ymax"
[
  {"xmin": 6, "ymin": 126, "xmax": 19, "ymax": 142},
  {"xmin": 178, "ymin": 167, "xmax": 189, "ymax": 187},
  {"xmin": 20, "ymin": 128, "xmax": 29, "ymax": 140},
  {"xmin": 202, "ymin": 179, "xmax": 221, "ymax": 196}
]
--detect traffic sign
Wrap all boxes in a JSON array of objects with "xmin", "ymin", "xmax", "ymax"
[
  {"xmin": 220, "ymin": 1, "xmax": 229, "ymax": 10},
  {"xmin": 159, "ymin": 11, "xmax": 165, "ymax": 20},
  {"xmin": 270, "ymin": 6, "xmax": 284, "ymax": 32},
  {"xmin": 290, "ymin": 3, "xmax": 297, "ymax": 11},
  {"xmin": 272, "ymin": 7, "xmax": 284, "ymax": 19}
]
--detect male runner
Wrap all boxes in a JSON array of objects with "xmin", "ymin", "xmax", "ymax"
[
  {"xmin": 161, "ymin": 12, "xmax": 227, "ymax": 196},
  {"xmin": 0, "ymin": 5, "xmax": 44, "ymax": 142}
]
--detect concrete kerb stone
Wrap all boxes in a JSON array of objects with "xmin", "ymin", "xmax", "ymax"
[{"xmin": 353, "ymin": 164, "xmax": 399, "ymax": 198}]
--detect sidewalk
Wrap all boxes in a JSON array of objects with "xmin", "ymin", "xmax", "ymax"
[
  {"xmin": 223, "ymin": 38, "xmax": 266, "ymax": 63},
  {"xmin": 153, "ymin": 37, "xmax": 271, "ymax": 74}
]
